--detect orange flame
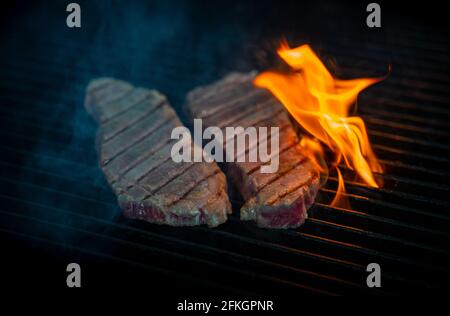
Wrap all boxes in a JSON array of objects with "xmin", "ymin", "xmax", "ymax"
[{"xmin": 254, "ymin": 41, "xmax": 383, "ymax": 207}]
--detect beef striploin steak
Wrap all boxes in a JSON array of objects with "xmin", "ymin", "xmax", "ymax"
[
  {"xmin": 85, "ymin": 78, "xmax": 231, "ymax": 227},
  {"xmin": 185, "ymin": 72, "xmax": 320, "ymax": 228}
]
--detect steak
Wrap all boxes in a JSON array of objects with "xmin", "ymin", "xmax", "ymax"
[
  {"xmin": 85, "ymin": 78, "xmax": 231, "ymax": 227},
  {"xmin": 185, "ymin": 72, "xmax": 320, "ymax": 228}
]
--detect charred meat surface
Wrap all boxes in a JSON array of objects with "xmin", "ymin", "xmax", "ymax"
[
  {"xmin": 85, "ymin": 78, "xmax": 232, "ymax": 227},
  {"xmin": 185, "ymin": 72, "xmax": 321, "ymax": 228}
]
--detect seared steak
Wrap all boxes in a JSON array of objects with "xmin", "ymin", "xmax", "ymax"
[
  {"xmin": 185, "ymin": 72, "xmax": 320, "ymax": 228},
  {"xmin": 85, "ymin": 78, "xmax": 231, "ymax": 227}
]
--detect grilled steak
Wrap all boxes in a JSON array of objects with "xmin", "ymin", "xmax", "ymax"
[
  {"xmin": 85, "ymin": 78, "xmax": 231, "ymax": 227},
  {"xmin": 185, "ymin": 72, "xmax": 320, "ymax": 228}
]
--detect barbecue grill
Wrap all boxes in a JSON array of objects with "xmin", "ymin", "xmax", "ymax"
[{"xmin": 1, "ymin": 0, "xmax": 449, "ymax": 300}]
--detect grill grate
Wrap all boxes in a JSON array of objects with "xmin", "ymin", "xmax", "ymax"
[{"xmin": 1, "ymin": 1, "xmax": 449, "ymax": 296}]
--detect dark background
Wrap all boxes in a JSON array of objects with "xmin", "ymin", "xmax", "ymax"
[{"xmin": 1, "ymin": 0, "xmax": 449, "ymax": 304}]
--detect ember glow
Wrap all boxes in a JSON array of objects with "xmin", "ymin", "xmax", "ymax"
[{"xmin": 254, "ymin": 42, "xmax": 384, "ymax": 207}]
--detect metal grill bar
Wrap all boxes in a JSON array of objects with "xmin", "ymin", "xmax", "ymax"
[{"xmin": 2, "ymin": 163, "xmax": 449, "ymax": 277}]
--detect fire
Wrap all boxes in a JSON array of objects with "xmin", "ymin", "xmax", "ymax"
[{"xmin": 254, "ymin": 41, "xmax": 383, "ymax": 207}]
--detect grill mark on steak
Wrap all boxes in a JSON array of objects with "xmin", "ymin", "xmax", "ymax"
[
  {"xmin": 253, "ymin": 156, "xmax": 308, "ymax": 196},
  {"xmin": 121, "ymin": 154, "xmax": 173, "ymax": 190},
  {"xmin": 86, "ymin": 78, "xmax": 231, "ymax": 227},
  {"xmin": 193, "ymin": 83, "xmax": 256, "ymax": 117},
  {"xmin": 230, "ymin": 145, "xmax": 309, "ymax": 201},
  {"xmin": 215, "ymin": 98, "xmax": 279, "ymax": 129},
  {"xmin": 138, "ymin": 159, "xmax": 195, "ymax": 192},
  {"xmin": 147, "ymin": 163, "xmax": 197, "ymax": 194},
  {"xmin": 109, "ymin": 137, "xmax": 175, "ymax": 184},
  {"xmin": 221, "ymin": 108, "xmax": 286, "ymax": 148},
  {"xmin": 233, "ymin": 123, "xmax": 291, "ymax": 163},
  {"xmin": 201, "ymin": 88, "xmax": 265, "ymax": 120},
  {"xmin": 102, "ymin": 98, "xmax": 165, "ymax": 143},
  {"xmin": 100, "ymin": 88, "xmax": 151, "ymax": 124},
  {"xmin": 104, "ymin": 119, "xmax": 176, "ymax": 178},
  {"xmin": 101, "ymin": 90, "xmax": 160, "ymax": 126},
  {"xmin": 247, "ymin": 141, "xmax": 299, "ymax": 176},
  {"xmin": 154, "ymin": 164, "xmax": 221, "ymax": 202},
  {"xmin": 255, "ymin": 161, "xmax": 318, "ymax": 205},
  {"xmin": 144, "ymin": 163, "xmax": 218, "ymax": 200},
  {"xmin": 267, "ymin": 174, "xmax": 318, "ymax": 206},
  {"xmin": 188, "ymin": 72, "xmax": 256, "ymax": 115},
  {"xmin": 93, "ymin": 83, "xmax": 132, "ymax": 105},
  {"xmin": 165, "ymin": 169, "xmax": 222, "ymax": 207},
  {"xmin": 195, "ymin": 85, "xmax": 254, "ymax": 115},
  {"xmin": 102, "ymin": 110, "xmax": 175, "ymax": 164},
  {"xmin": 122, "ymin": 142, "xmax": 175, "ymax": 183}
]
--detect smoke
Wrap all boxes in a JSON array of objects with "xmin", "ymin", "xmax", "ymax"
[
  {"xmin": 13, "ymin": 1, "xmax": 196, "ymax": 246},
  {"xmin": 9, "ymin": 0, "xmax": 257, "ymax": 247}
]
